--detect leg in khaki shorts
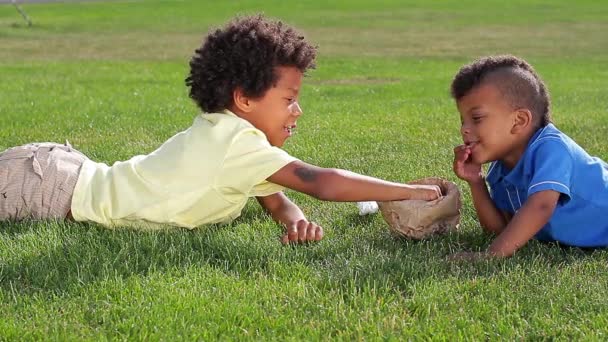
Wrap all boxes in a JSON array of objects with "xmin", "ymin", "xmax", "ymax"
[{"xmin": 0, "ymin": 142, "xmax": 87, "ymax": 220}]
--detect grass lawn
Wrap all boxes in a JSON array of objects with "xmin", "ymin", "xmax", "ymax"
[{"xmin": 1, "ymin": 0, "xmax": 608, "ymax": 339}]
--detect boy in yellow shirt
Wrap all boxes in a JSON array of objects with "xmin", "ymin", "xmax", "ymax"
[{"xmin": 0, "ymin": 15, "xmax": 440, "ymax": 244}]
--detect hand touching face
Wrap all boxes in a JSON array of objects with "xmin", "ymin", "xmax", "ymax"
[{"xmin": 453, "ymin": 144, "xmax": 483, "ymax": 184}]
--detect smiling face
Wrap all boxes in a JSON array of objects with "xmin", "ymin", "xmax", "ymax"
[
  {"xmin": 232, "ymin": 66, "xmax": 304, "ymax": 147},
  {"xmin": 457, "ymin": 83, "xmax": 528, "ymax": 168}
]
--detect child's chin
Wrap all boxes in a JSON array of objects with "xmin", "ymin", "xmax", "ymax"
[
  {"xmin": 471, "ymin": 155, "xmax": 487, "ymax": 165},
  {"xmin": 271, "ymin": 139, "xmax": 286, "ymax": 148}
]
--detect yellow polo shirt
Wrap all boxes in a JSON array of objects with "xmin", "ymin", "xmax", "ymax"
[{"xmin": 70, "ymin": 111, "xmax": 297, "ymax": 229}]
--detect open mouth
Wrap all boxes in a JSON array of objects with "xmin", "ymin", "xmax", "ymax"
[{"xmin": 284, "ymin": 124, "xmax": 297, "ymax": 136}]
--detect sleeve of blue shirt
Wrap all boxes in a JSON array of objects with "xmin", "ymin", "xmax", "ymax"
[
  {"xmin": 526, "ymin": 139, "xmax": 574, "ymax": 203},
  {"xmin": 489, "ymin": 184, "xmax": 513, "ymax": 212},
  {"xmin": 486, "ymin": 162, "xmax": 514, "ymax": 212}
]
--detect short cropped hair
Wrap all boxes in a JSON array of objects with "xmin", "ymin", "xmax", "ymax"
[
  {"xmin": 450, "ymin": 55, "xmax": 551, "ymax": 127},
  {"xmin": 185, "ymin": 15, "xmax": 317, "ymax": 113}
]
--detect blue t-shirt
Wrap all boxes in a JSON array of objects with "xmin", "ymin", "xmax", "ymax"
[{"xmin": 486, "ymin": 124, "xmax": 608, "ymax": 247}]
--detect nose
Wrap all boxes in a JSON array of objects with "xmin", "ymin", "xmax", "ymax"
[
  {"xmin": 290, "ymin": 101, "xmax": 302, "ymax": 116},
  {"xmin": 460, "ymin": 122, "xmax": 471, "ymax": 137}
]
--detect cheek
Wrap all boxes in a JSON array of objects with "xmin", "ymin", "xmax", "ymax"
[{"xmin": 477, "ymin": 120, "xmax": 500, "ymax": 137}]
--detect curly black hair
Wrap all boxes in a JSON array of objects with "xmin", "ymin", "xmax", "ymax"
[
  {"xmin": 185, "ymin": 15, "xmax": 317, "ymax": 113},
  {"xmin": 450, "ymin": 55, "xmax": 551, "ymax": 127}
]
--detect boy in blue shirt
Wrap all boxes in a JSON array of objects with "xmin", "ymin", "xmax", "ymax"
[{"xmin": 450, "ymin": 55, "xmax": 608, "ymax": 259}]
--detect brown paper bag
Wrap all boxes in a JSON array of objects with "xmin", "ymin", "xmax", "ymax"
[{"xmin": 378, "ymin": 177, "xmax": 461, "ymax": 240}]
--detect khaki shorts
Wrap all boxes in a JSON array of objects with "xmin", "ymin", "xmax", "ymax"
[{"xmin": 0, "ymin": 142, "xmax": 88, "ymax": 220}]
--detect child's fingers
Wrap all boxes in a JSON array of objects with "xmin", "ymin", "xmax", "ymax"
[
  {"xmin": 281, "ymin": 223, "xmax": 299, "ymax": 244},
  {"xmin": 281, "ymin": 220, "xmax": 324, "ymax": 244},
  {"xmin": 453, "ymin": 145, "xmax": 472, "ymax": 179},
  {"xmin": 315, "ymin": 225, "xmax": 324, "ymax": 241},
  {"xmin": 453, "ymin": 144, "xmax": 465, "ymax": 155},
  {"xmin": 417, "ymin": 185, "xmax": 442, "ymax": 200},
  {"xmin": 453, "ymin": 145, "xmax": 470, "ymax": 162},
  {"xmin": 306, "ymin": 222, "xmax": 317, "ymax": 241},
  {"xmin": 432, "ymin": 185, "xmax": 442, "ymax": 199},
  {"xmin": 305, "ymin": 222, "xmax": 324, "ymax": 242},
  {"xmin": 414, "ymin": 184, "xmax": 443, "ymax": 200},
  {"xmin": 297, "ymin": 220, "xmax": 309, "ymax": 242}
]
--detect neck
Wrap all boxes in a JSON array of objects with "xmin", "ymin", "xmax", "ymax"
[{"xmin": 501, "ymin": 144, "xmax": 526, "ymax": 170}]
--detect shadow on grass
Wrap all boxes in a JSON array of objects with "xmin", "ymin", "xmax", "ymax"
[
  {"xmin": 0, "ymin": 210, "xmax": 605, "ymax": 298},
  {"xmin": 0, "ymin": 210, "xmax": 285, "ymax": 295},
  {"xmin": 311, "ymin": 213, "xmax": 608, "ymax": 300}
]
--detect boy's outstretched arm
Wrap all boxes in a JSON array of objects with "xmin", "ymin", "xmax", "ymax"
[
  {"xmin": 453, "ymin": 145, "xmax": 509, "ymax": 234},
  {"xmin": 449, "ymin": 190, "xmax": 559, "ymax": 261},
  {"xmin": 267, "ymin": 161, "xmax": 442, "ymax": 202},
  {"xmin": 487, "ymin": 190, "xmax": 559, "ymax": 257},
  {"xmin": 256, "ymin": 192, "xmax": 323, "ymax": 244}
]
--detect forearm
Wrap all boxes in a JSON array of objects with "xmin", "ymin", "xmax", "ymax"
[
  {"xmin": 487, "ymin": 191, "xmax": 558, "ymax": 257},
  {"xmin": 317, "ymin": 169, "xmax": 424, "ymax": 202},
  {"xmin": 257, "ymin": 193, "xmax": 306, "ymax": 227},
  {"xmin": 468, "ymin": 179, "xmax": 508, "ymax": 234},
  {"xmin": 267, "ymin": 161, "xmax": 439, "ymax": 202}
]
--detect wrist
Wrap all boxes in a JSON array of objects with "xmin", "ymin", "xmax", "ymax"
[{"xmin": 467, "ymin": 175, "xmax": 486, "ymax": 187}]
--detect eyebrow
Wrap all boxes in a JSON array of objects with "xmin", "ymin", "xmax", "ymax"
[{"xmin": 468, "ymin": 106, "xmax": 482, "ymax": 114}]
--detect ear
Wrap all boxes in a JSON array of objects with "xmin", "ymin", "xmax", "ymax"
[
  {"xmin": 511, "ymin": 108, "xmax": 533, "ymax": 134},
  {"xmin": 232, "ymin": 88, "xmax": 255, "ymax": 113}
]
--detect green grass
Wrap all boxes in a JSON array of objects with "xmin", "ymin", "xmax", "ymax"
[{"xmin": 1, "ymin": 0, "xmax": 608, "ymax": 339}]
